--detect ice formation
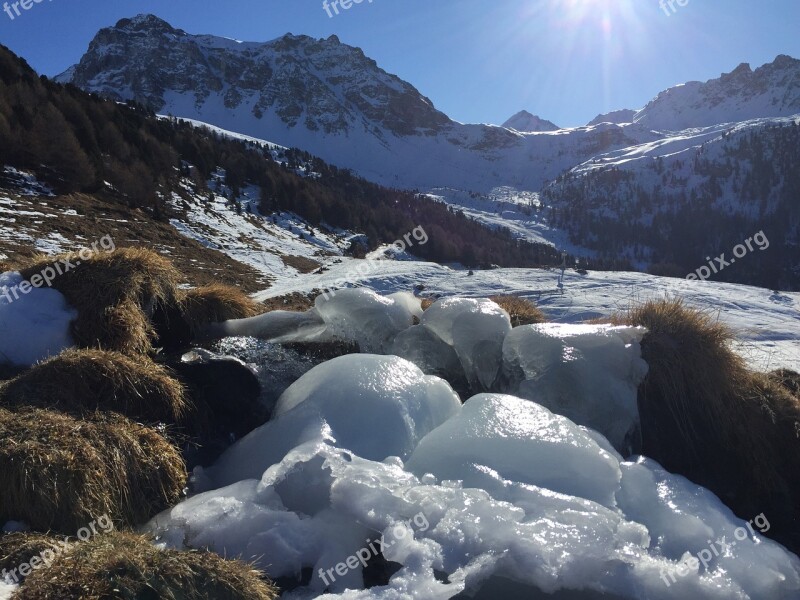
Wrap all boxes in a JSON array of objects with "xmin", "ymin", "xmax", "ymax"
[
  {"xmin": 0, "ymin": 271, "xmax": 77, "ymax": 367},
  {"xmin": 422, "ymin": 298, "xmax": 512, "ymax": 390},
  {"xmin": 313, "ymin": 289, "xmax": 420, "ymax": 353},
  {"xmin": 147, "ymin": 367, "xmax": 800, "ymax": 600},
  {"xmin": 207, "ymin": 354, "xmax": 461, "ymax": 487},
  {"xmin": 501, "ymin": 323, "xmax": 649, "ymax": 453}
]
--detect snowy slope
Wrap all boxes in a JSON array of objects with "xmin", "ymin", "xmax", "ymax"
[
  {"xmin": 167, "ymin": 174, "xmax": 352, "ymax": 280},
  {"xmin": 256, "ymin": 260, "xmax": 800, "ymax": 373}
]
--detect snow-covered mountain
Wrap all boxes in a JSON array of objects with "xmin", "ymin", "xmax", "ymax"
[
  {"xmin": 55, "ymin": 14, "xmax": 661, "ymax": 192},
  {"xmin": 501, "ymin": 110, "xmax": 559, "ymax": 132},
  {"xmin": 587, "ymin": 108, "xmax": 637, "ymax": 126},
  {"xmin": 632, "ymin": 57, "xmax": 800, "ymax": 131},
  {"xmin": 57, "ymin": 15, "xmax": 800, "ymax": 199}
]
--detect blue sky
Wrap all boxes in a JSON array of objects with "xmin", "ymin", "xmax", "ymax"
[{"xmin": 1, "ymin": 0, "xmax": 798, "ymax": 127}]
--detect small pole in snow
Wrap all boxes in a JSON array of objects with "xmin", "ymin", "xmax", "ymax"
[{"xmin": 557, "ymin": 252, "xmax": 567, "ymax": 294}]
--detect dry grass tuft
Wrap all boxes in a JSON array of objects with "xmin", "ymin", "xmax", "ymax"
[
  {"xmin": 15, "ymin": 531, "xmax": 278, "ymax": 600},
  {"xmin": 617, "ymin": 298, "xmax": 800, "ymax": 551},
  {"xmin": 489, "ymin": 295, "xmax": 546, "ymax": 326},
  {"xmin": 769, "ymin": 368, "xmax": 800, "ymax": 398},
  {"xmin": 179, "ymin": 284, "xmax": 264, "ymax": 335},
  {"xmin": 0, "ymin": 349, "xmax": 188, "ymax": 425},
  {"xmin": 0, "ymin": 408, "xmax": 186, "ymax": 534},
  {"xmin": 18, "ymin": 248, "xmax": 182, "ymax": 355},
  {"xmin": 0, "ymin": 533, "xmax": 63, "ymax": 582},
  {"xmin": 260, "ymin": 291, "xmax": 317, "ymax": 313}
]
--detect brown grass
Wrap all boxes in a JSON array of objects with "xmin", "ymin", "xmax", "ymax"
[
  {"xmin": 769, "ymin": 368, "xmax": 800, "ymax": 397},
  {"xmin": 0, "ymin": 408, "xmax": 186, "ymax": 534},
  {"xmin": 179, "ymin": 284, "xmax": 264, "ymax": 334},
  {"xmin": 14, "ymin": 531, "xmax": 278, "ymax": 600},
  {"xmin": 280, "ymin": 254, "xmax": 321, "ymax": 274},
  {"xmin": 489, "ymin": 295, "xmax": 546, "ymax": 326},
  {"xmin": 260, "ymin": 291, "xmax": 317, "ymax": 313},
  {"xmin": 0, "ymin": 533, "xmax": 63, "ymax": 583},
  {"xmin": 0, "ymin": 349, "xmax": 188, "ymax": 425},
  {"xmin": 18, "ymin": 248, "xmax": 182, "ymax": 355},
  {"xmin": 615, "ymin": 299, "xmax": 800, "ymax": 550}
]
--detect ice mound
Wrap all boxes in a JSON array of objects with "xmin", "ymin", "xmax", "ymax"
[
  {"xmin": 207, "ymin": 354, "xmax": 461, "ymax": 487},
  {"xmin": 422, "ymin": 298, "xmax": 512, "ymax": 391},
  {"xmin": 406, "ymin": 393, "xmax": 622, "ymax": 507},
  {"xmin": 502, "ymin": 323, "xmax": 648, "ymax": 454},
  {"xmin": 314, "ymin": 289, "xmax": 420, "ymax": 353},
  {"xmin": 0, "ymin": 271, "xmax": 77, "ymax": 367},
  {"xmin": 147, "ymin": 434, "xmax": 800, "ymax": 599}
]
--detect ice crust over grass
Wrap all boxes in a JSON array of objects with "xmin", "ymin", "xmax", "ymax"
[
  {"xmin": 502, "ymin": 323, "xmax": 649, "ymax": 453},
  {"xmin": 148, "ymin": 367, "xmax": 800, "ymax": 599},
  {"xmin": 0, "ymin": 271, "xmax": 77, "ymax": 367}
]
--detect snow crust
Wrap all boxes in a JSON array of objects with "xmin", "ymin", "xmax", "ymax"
[{"xmin": 0, "ymin": 272, "xmax": 77, "ymax": 367}]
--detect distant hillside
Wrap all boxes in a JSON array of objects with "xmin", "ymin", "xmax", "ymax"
[
  {"xmin": 0, "ymin": 44, "xmax": 569, "ymax": 271},
  {"xmin": 542, "ymin": 117, "xmax": 800, "ymax": 289}
]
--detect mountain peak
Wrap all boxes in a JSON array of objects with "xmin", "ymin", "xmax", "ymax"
[
  {"xmin": 502, "ymin": 110, "xmax": 559, "ymax": 132},
  {"xmin": 115, "ymin": 14, "xmax": 177, "ymax": 33}
]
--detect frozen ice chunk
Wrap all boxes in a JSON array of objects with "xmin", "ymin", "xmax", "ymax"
[
  {"xmin": 0, "ymin": 272, "xmax": 76, "ymax": 367},
  {"xmin": 274, "ymin": 354, "xmax": 461, "ymax": 457},
  {"xmin": 406, "ymin": 393, "xmax": 622, "ymax": 507},
  {"xmin": 315, "ymin": 288, "xmax": 418, "ymax": 353},
  {"xmin": 389, "ymin": 324, "xmax": 464, "ymax": 383},
  {"xmin": 148, "ymin": 433, "xmax": 800, "ymax": 599},
  {"xmin": 422, "ymin": 298, "xmax": 512, "ymax": 391},
  {"xmin": 210, "ymin": 355, "xmax": 461, "ymax": 487},
  {"xmin": 388, "ymin": 291, "xmax": 423, "ymax": 322},
  {"xmin": 502, "ymin": 323, "xmax": 648, "ymax": 454},
  {"xmin": 206, "ymin": 403, "xmax": 334, "ymax": 488}
]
